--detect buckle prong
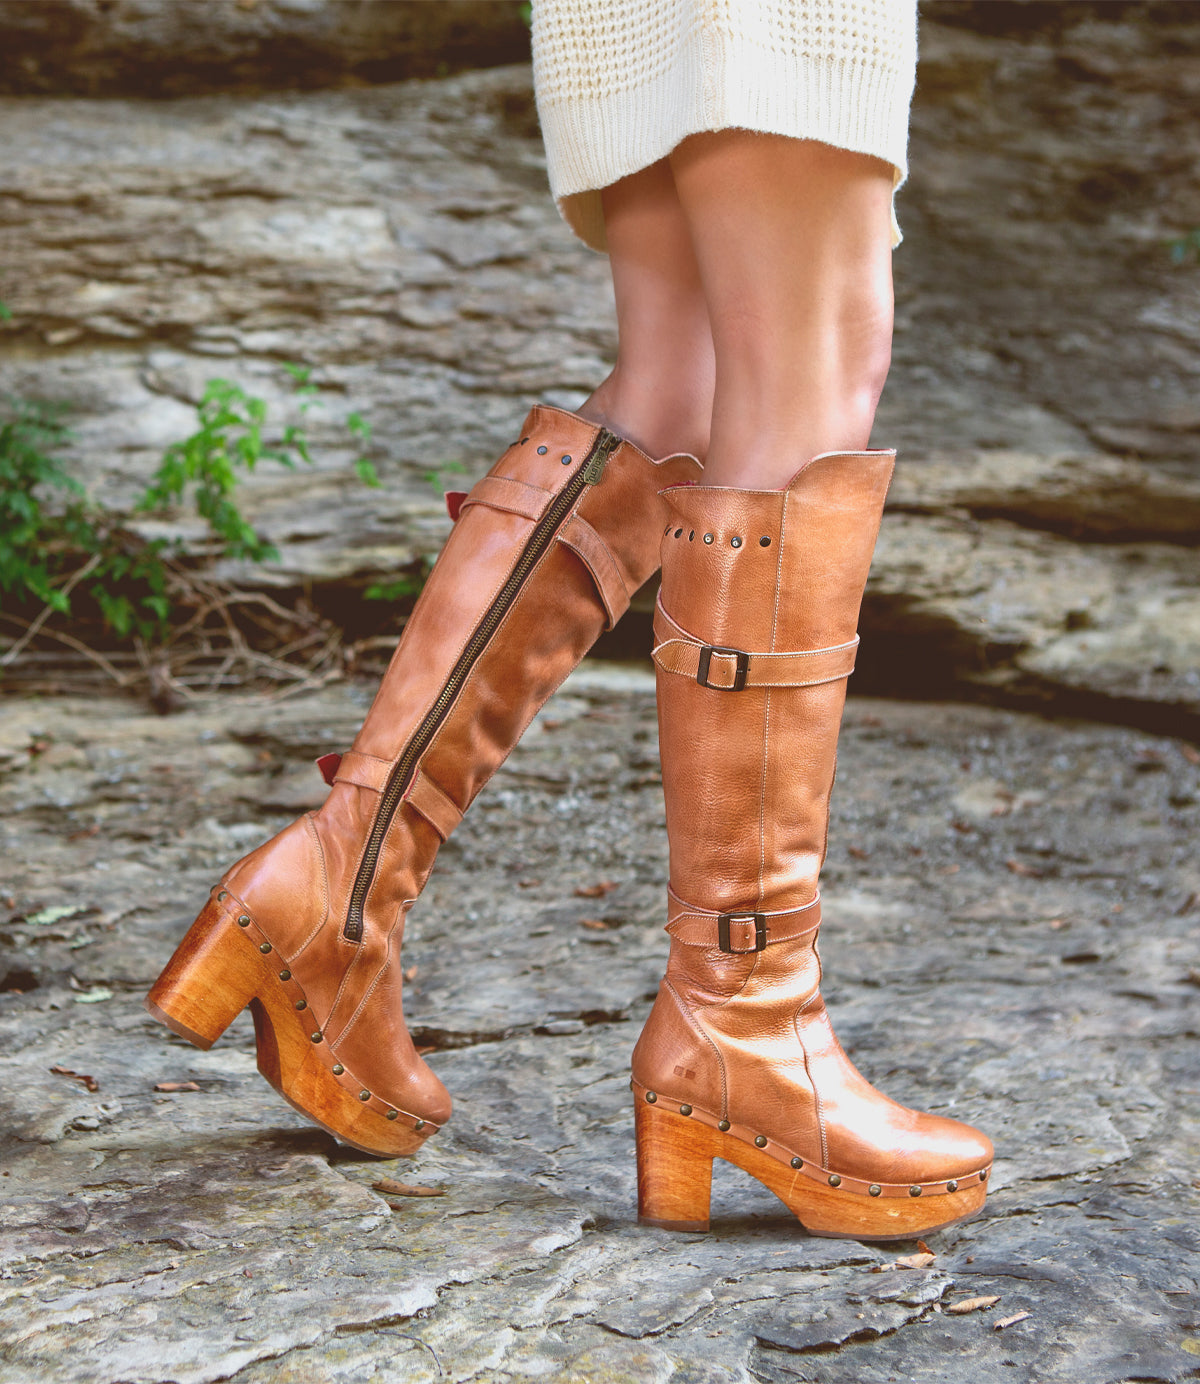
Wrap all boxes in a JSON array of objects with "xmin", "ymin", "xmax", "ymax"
[
  {"xmin": 696, "ymin": 644, "xmax": 749, "ymax": 691},
  {"xmin": 717, "ymin": 912, "xmax": 767, "ymax": 953}
]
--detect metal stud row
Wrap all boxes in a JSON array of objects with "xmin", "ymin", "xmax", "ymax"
[
  {"xmin": 641, "ymin": 1089, "xmax": 985, "ymax": 1197},
  {"xmin": 223, "ymin": 895, "xmax": 432, "ymax": 1139},
  {"xmin": 664, "ymin": 528, "xmax": 772, "ymax": 549}
]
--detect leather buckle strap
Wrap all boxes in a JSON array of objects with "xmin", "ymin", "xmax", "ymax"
[
  {"xmin": 667, "ymin": 891, "xmax": 822, "ymax": 950},
  {"xmin": 718, "ymin": 911, "xmax": 766, "ymax": 953},
  {"xmin": 697, "ymin": 645, "xmax": 749, "ymax": 692},
  {"xmin": 653, "ymin": 596, "xmax": 859, "ymax": 691}
]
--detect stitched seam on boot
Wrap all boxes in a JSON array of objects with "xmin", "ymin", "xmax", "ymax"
[
  {"xmin": 287, "ymin": 813, "xmax": 331, "ymax": 964},
  {"xmin": 328, "ymin": 895, "xmax": 416, "ymax": 1048},
  {"xmin": 758, "ymin": 498, "xmax": 787, "ymax": 914},
  {"xmin": 794, "ymin": 1003, "xmax": 828, "ymax": 1169},
  {"xmin": 663, "ymin": 978, "xmax": 729, "ymax": 1117}
]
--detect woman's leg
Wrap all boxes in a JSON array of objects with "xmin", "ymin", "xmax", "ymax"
[
  {"xmin": 668, "ymin": 131, "xmax": 896, "ymax": 487},
  {"xmin": 576, "ymin": 160, "xmax": 716, "ymax": 463}
]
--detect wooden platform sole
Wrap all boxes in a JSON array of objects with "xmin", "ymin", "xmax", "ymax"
[
  {"xmin": 635, "ymin": 1098, "xmax": 988, "ymax": 1240},
  {"xmin": 145, "ymin": 896, "xmax": 430, "ymax": 1158}
]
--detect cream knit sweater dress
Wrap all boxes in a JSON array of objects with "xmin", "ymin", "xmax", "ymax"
[{"xmin": 531, "ymin": 0, "xmax": 917, "ymax": 251}]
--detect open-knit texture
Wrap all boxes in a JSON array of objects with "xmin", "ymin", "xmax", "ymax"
[{"xmin": 531, "ymin": 0, "xmax": 918, "ymax": 251}]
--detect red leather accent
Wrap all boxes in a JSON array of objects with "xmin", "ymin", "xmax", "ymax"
[
  {"xmin": 315, "ymin": 753, "xmax": 342, "ymax": 787},
  {"xmin": 445, "ymin": 490, "xmax": 469, "ymax": 522}
]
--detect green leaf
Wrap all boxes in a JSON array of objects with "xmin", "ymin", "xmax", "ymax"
[{"xmin": 354, "ymin": 457, "xmax": 380, "ymax": 488}]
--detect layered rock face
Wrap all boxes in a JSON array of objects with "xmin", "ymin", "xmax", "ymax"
[{"xmin": 0, "ymin": 3, "xmax": 1197, "ymax": 732}]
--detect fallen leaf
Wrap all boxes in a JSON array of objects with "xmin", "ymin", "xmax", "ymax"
[
  {"xmin": 50, "ymin": 1065, "xmax": 99, "ymax": 1094},
  {"xmin": 73, "ymin": 987, "xmax": 113, "ymax": 1004},
  {"xmin": 404, "ymin": 964, "xmax": 419, "ymax": 981},
  {"xmin": 1186, "ymin": 969, "xmax": 1200, "ymax": 989},
  {"xmin": 1005, "ymin": 858, "xmax": 1044, "ymax": 878},
  {"xmin": 893, "ymin": 1252, "xmax": 936, "ymax": 1270},
  {"xmin": 1177, "ymin": 892, "xmax": 1199, "ymax": 917},
  {"xmin": 25, "ymin": 904, "xmax": 85, "ymax": 927},
  {"xmin": 373, "ymin": 1178, "xmax": 444, "ymax": 1198},
  {"xmin": 993, "ymin": 1311, "xmax": 1031, "ymax": 1330},
  {"xmin": 517, "ymin": 879, "xmax": 541, "ymax": 888},
  {"xmin": 575, "ymin": 881, "xmax": 617, "ymax": 899},
  {"xmin": 847, "ymin": 846, "xmax": 869, "ymax": 860},
  {"xmin": 415, "ymin": 1045, "xmax": 437, "ymax": 1056},
  {"xmin": 67, "ymin": 824, "xmax": 100, "ymax": 842},
  {"xmin": 1181, "ymin": 1338, "xmax": 1200, "ymax": 1356},
  {"xmin": 541, "ymin": 718, "xmax": 562, "ymax": 731},
  {"xmin": 579, "ymin": 918, "xmax": 610, "ymax": 930},
  {"xmin": 917, "ymin": 1240, "xmax": 933, "ymax": 1255},
  {"xmin": 155, "ymin": 1081, "xmax": 201, "ymax": 1093},
  {"xmin": 1182, "ymin": 746, "xmax": 1200, "ymax": 766},
  {"xmin": 946, "ymin": 1295, "xmax": 1001, "ymax": 1315}
]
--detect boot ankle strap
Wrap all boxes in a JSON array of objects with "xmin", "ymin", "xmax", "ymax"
[
  {"xmin": 652, "ymin": 598, "xmax": 858, "ymax": 691},
  {"xmin": 667, "ymin": 890, "xmax": 821, "ymax": 952}
]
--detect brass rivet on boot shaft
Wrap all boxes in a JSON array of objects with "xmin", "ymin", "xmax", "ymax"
[
  {"xmin": 259, "ymin": 942, "xmax": 271, "ymax": 954},
  {"xmin": 414, "ymin": 1120, "xmax": 426, "ymax": 1132},
  {"xmin": 332, "ymin": 1064, "xmax": 344, "ymax": 1075},
  {"xmin": 217, "ymin": 889, "xmax": 228, "ymax": 901},
  {"xmin": 718, "ymin": 1119, "xmax": 730, "ymax": 1131},
  {"xmin": 909, "ymin": 1185, "xmax": 922, "ymax": 1197},
  {"xmin": 869, "ymin": 1184, "xmax": 881, "ymax": 1197},
  {"xmin": 754, "ymin": 1135, "xmax": 767, "ymax": 1148},
  {"xmin": 703, "ymin": 533, "xmax": 714, "ymax": 544},
  {"xmin": 759, "ymin": 536, "xmax": 771, "ymax": 547},
  {"xmin": 679, "ymin": 1104, "xmax": 692, "ymax": 1116},
  {"xmin": 947, "ymin": 1180, "xmax": 958, "ymax": 1193},
  {"xmin": 791, "ymin": 1157, "xmax": 803, "ymax": 1170},
  {"xmin": 294, "ymin": 999, "xmax": 306, "ymax": 1011},
  {"xmin": 311, "ymin": 1032, "xmax": 322, "ymax": 1043},
  {"xmin": 561, "ymin": 454, "xmax": 572, "ymax": 465},
  {"xmin": 828, "ymin": 1174, "xmax": 841, "ymax": 1187},
  {"xmin": 387, "ymin": 1110, "xmax": 398, "ymax": 1120},
  {"xmin": 237, "ymin": 915, "xmax": 250, "ymax": 927},
  {"xmin": 279, "ymin": 969, "xmax": 290, "ymax": 981},
  {"xmin": 980, "ymin": 1167, "xmax": 988, "ymax": 1180},
  {"xmin": 688, "ymin": 530, "xmax": 694, "ymax": 541},
  {"xmin": 359, "ymin": 1090, "xmax": 371, "ymax": 1102},
  {"xmin": 645, "ymin": 1091, "xmax": 657, "ymax": 1104},
  {"xmin": 674, "ymin": 528, "xmax": 683, "ymax": 538},
  {"xmin": 537, "ymin": 445, "xmax": 548, "ymax": 455},
  {"xmin": 730, "ymin": 536, "xmax": 743, "ymax": 548}
]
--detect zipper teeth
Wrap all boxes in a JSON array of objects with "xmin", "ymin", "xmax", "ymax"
[{"xmin": 343, "ymin": 428, "xmax": 618, "ymax": 941}]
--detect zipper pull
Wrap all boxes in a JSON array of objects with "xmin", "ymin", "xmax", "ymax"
[{"xmin": 582, "ymin": 429, "xmax": 620, "ymax": 485}]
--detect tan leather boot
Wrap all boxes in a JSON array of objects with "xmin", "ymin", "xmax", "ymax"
[
  {"xmin": 632, "ymin": 451, "xmax": 993, "ymax": 1238},
  {"xmin": 147, "ymin": 404, "xmax": 701, "ymax": 1156}
]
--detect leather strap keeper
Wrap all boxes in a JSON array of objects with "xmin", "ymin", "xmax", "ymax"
[
  {"xmin": 557, "ymin": 512, "xmax": 631, "ymax": 629},
  {"xmin": 667, "ymin": 891, "xmax": 822, "ymax": 951},
  {"xmin": 652, "ymin": 599, "xmax": 858, "ymax": 690},
  {"xmin": 332, "ymin": 750, "xmax": 393, "ymax": 794},
  {"xmin": 458, "ymin": 473, "xmax": 552, "ymax": 524},
  {"xmin": 402, "ymin": 768, "xmax": 463, "ymax": 842}
]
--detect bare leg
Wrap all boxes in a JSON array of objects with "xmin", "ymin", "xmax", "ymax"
[
  {"xmin": 669, "ymin": 131, "xmax": 896, "ymax": 488},
  {"xmin": 577, "ymin": 160, "xmax": 716, "ymax": 463}
]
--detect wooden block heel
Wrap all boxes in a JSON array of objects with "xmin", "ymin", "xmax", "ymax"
[
  {"xmin": 145, "ymin": 897, "xmax": 261, "ymax": 1049},
  {"xmin": 636, "ymin": 1096, "xmax": 717, "ymax": 1231},
  {"xmin": 146, "ymin": 892, "xmax": 435, "ymax": 1158},
  {"xmin": 635, "ymin": 1097, "xmax": 989, "ymax": 1241}
]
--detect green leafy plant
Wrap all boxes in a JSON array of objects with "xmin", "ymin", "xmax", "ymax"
[
  {"xmin": 0, "ymin": 399, "xmax": 171, "ymax": 648},
  {"xmin": 1, "ymin": 365, "xmax": 380, "ymax": 661}
]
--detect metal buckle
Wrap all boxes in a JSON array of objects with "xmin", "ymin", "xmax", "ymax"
[
  {"xmin": 696, "ymin": 644, "xmax": 749, "ymax": 691},
  {"xmin": 717, "ymin": 912, "xmax": 767, "ymax": 953}
]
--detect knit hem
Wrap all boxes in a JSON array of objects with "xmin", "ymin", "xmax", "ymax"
[{"xmin": 538, "ymin": 28, "xmax": 914, "ymax": 254}]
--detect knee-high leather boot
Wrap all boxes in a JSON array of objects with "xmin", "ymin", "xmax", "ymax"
[
  {"xmin": 632, "ymin": 450, "xmax": 993, "ymax": 1238},
  {"xmin": 147, "ymin": 405, "xmax": 701, "ymax": 1156}
]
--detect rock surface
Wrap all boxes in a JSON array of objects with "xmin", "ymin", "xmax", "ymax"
[
  {"xmin": 1, "ymin": 8, "xmax": 1199, "ymax": 729},
  {"xmin": 0, "ymin": 0, "xmax": 531, "ymax": 95},
  {"xmin": 1, "ymin": 671, "xmax": 1198, "ymax": 1381}
]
